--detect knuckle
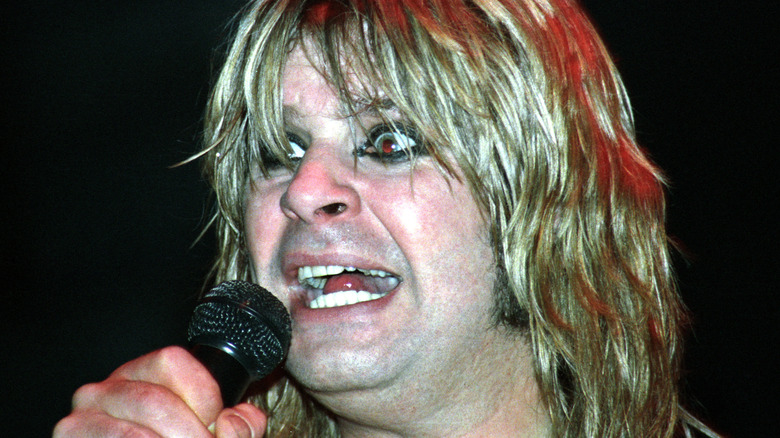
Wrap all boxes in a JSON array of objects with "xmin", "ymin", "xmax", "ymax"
[
  {"xmin": 72, "ymin": 382, "xmax": 102, "ymax": 408},
  {"xmin": 52, "ymin": 415, "xmax": 79, "ymax": 437},
  {"xmin": 154, "ymin": 345, "xmax": 190, "ymax": 367},
  {"xmin": 155, "ymin": 346, "xmax": 221, "ymax": 399},
  {"xmin": 155, "ymin": 346, "xmax": 217, "ymax": 386}
]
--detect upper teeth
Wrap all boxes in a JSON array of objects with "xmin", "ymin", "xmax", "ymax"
[{"xmin": 298, "ymin": 265, "xmax": 390, "ymax": 289}]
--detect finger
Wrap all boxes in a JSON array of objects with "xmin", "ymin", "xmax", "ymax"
[
  {"xmin": 111, "ymin": 346, "xmax": 223, "ymax": 425},
  {"xmin": 214, "ymin": 403, "xmax": 268, "ymax": 438},
  {"xmin": 73, "ymin": 379, "xmax": 213, "ymax": 438},
  {"xmin": 54, "ymin": 410, "xmax": 162, "ymax": 438}
]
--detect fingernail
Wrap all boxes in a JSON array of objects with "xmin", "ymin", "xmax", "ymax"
[{"xmin": 220, "ymin": 413, "xmax": 254, "ymax": 438}]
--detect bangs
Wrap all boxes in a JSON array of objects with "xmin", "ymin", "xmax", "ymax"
[
  {"xmin": 205, "ymin": 0, "xmax": 544, "ymax": 246},
  {"xmin": 264, "ymin": 0, "xmax": 482, "ymax": 176}
]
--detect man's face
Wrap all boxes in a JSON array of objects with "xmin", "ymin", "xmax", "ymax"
[{"xmin": 244, "ymin": 45, "xmax": 506, "ymax": 402}]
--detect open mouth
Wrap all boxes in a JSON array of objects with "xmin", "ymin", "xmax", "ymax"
[{"xmin": 298, "ymin": 265, "xmax": 401, "ymax": 309}]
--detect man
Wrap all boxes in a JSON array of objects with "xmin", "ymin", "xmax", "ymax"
[{"xmin": 55, "ymin": 0, "xmax": 718, "ymax": 436}]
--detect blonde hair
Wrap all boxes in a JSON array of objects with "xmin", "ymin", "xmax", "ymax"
[{"xmin": 198, "ymin": 0, "xmax": 717, "ymax": 436}]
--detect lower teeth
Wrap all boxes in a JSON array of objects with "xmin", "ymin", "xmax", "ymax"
[{"xmin": 309, "ymin": 290, "xmax": 386, "ymax": 309}]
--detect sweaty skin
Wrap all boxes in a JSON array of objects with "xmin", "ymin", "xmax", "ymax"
[{"xmin": 243, "ymin": 44, "xmax": 550, "ymax": 437}]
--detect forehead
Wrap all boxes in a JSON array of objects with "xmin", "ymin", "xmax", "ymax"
[
  {"xmin": 281, "ymin": 45, "xmax": 336, "ymax": 118},
  {"xmin": 281, "ymin": 42, "xmax": 393, "ymax": 120}
]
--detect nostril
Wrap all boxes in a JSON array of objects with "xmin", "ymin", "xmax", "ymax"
[{"xmin": 319, "ymin": 202, "xmax": 347, "ymax": 215}]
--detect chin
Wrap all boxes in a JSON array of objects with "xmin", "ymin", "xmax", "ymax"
[{"xmin": 285, "ymin": 348, "xmax": 402, "ymax": 394}]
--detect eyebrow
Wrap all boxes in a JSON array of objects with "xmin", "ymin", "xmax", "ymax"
[
  {"xmin": 282, "ymin": 106, "xmax": 306, "ymax": 125},
  {"xmin": 282, "ymin": 97, "xmax": 399, "ymax": 124},
  {"xmin": 351, "ymin": 97, "xmax": 397, "ymax": 117}
]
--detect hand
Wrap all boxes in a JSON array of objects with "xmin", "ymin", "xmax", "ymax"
[{"xmin": 53, "ymin": 346, "xmax": 267, "ymax": 437}]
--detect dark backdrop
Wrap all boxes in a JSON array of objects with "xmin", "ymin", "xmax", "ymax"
[{"xmin": 2, "ymin": 1, "xmax": 774, "ymax": 436}]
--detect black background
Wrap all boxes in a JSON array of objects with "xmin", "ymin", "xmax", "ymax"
[{"xmin": 2, "ymin": 2, "xmax": 775, "ymax": 436}]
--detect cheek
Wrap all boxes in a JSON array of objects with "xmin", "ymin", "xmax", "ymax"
[
  {"xmin": 371, "ymin": 173, "xmax": 493, "ymax": 286},
  {"xmin": 244, "ymin": 185, "xmax": 286, "ymax": 270},
  {"xmin": 403, "ymin": 179, "xmax": 486, "ymax": 251}
]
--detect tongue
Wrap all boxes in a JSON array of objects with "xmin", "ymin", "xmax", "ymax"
[{"xmin": 323, "ymin": 273, "xmax": 379, "ymax": 295}]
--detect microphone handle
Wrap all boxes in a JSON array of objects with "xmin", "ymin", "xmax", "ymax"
[{"xmin": 190, "ymin": 344, "xmax": 252, "ymax": 407}]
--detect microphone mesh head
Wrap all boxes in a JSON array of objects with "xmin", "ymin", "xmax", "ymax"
[{"xmin": 187, "ymin": 281, "xmax": 292, "ymax": 378}]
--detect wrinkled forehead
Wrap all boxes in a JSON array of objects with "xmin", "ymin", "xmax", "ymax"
[
  {"xmin": 281, "ymin": 45, "xmax": 337, "ymax": 118},
  {"xmin": 282, "ymin": 37, "xmax": 397, "ymax": 122}
]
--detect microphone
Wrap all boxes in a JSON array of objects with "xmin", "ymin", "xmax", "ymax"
[{"xmin": 187, "ymin": 281, "xmax": 292, "ymax": 407}]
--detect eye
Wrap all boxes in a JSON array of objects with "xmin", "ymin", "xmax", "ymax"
[
  {"xmin": 260, "ymin": 133, "xmax": 306, "ymax": 171},
  {"xmin": 355, "ymin": 124, "xmax": 425, "ymax": 163},
  {"xmin": 286, "ymin": 133, "xmax": 306, "ymax": 161}
]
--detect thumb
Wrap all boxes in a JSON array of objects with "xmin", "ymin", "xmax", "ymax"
[{"xmin": 214, "ymin": 403, "xmax": 267, "ymax": 438}]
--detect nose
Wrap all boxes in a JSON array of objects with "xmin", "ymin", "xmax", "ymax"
[{"xmin": 279, "ymin": 146, "xmax": 361, "ymax": 223}]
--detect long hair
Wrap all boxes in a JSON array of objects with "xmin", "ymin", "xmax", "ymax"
[{"xmin": 198, "ymin": 0, "xmax": 716, "ymax": 436}]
